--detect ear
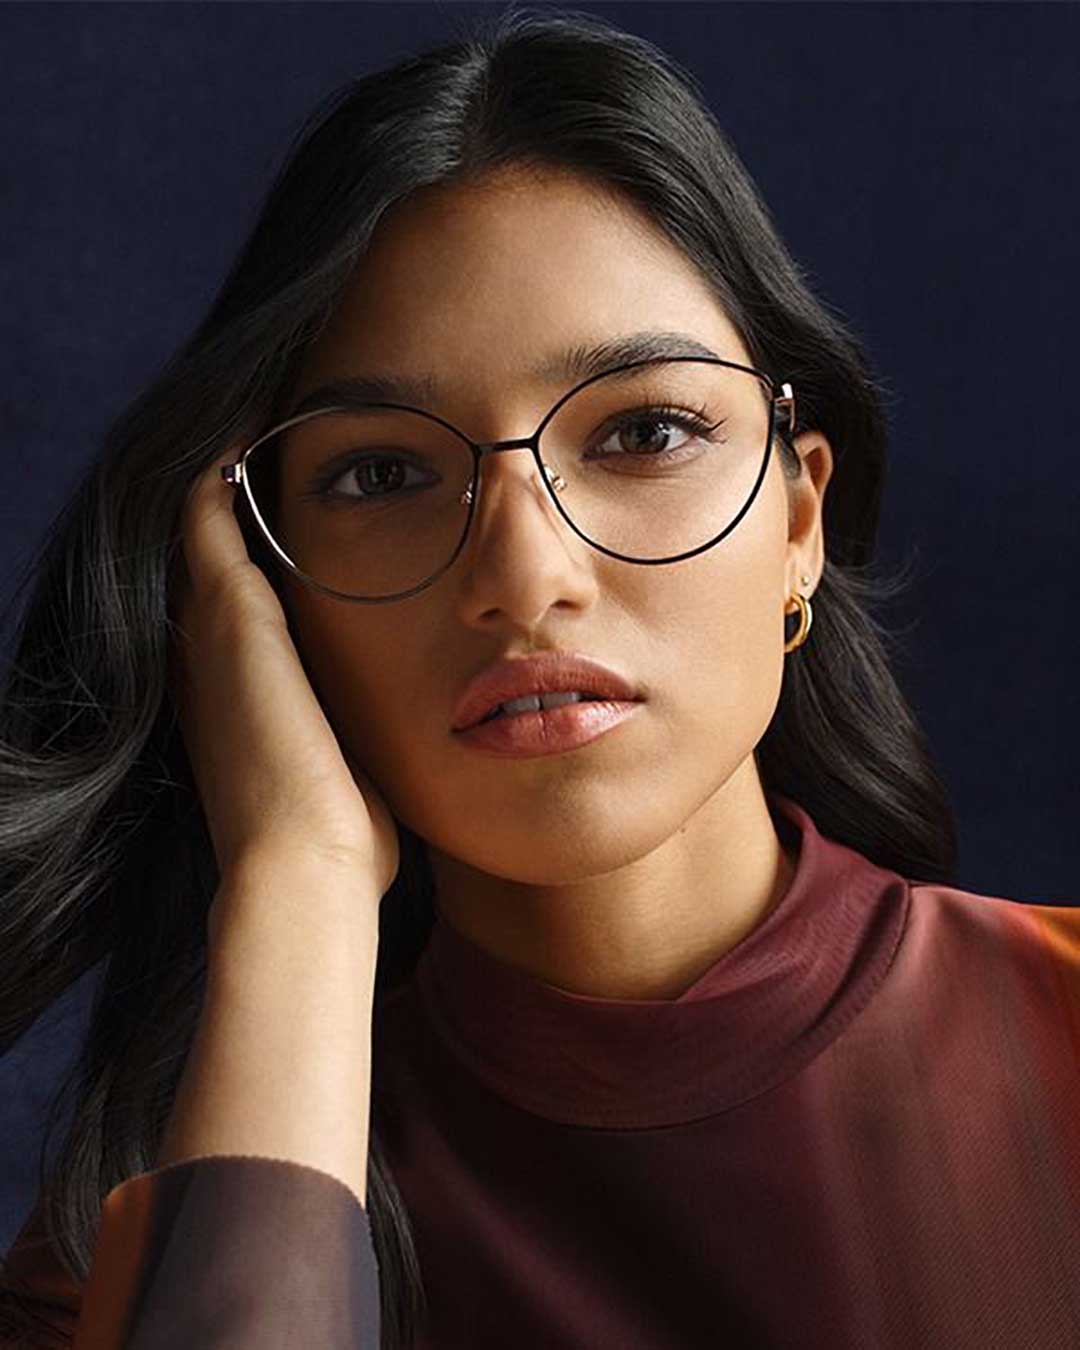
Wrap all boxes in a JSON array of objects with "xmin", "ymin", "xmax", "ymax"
[{"xmin": 785, "ymin": 431, "xmax": 834, "ymax": 596}]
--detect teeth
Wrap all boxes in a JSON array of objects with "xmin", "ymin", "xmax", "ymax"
[
  {"xmin": 483, "ymin": 691, "xmax": 594, "ymax": 722},
  {"xmin": 539, "ymin": 691, "xmax": 586, "ymax": 710},
  {"xmin": 501, "ymin": 694, "xmax": 543, "ymax": 716}
]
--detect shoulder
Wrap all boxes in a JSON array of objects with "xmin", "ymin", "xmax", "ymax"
[
  {"xmin": 909, "ymin": 877, "xmax": 1080, "ymax": 941},
  {"xmin": 906, "ymin": 878, "xmax": 1080, "ymax": 983}
]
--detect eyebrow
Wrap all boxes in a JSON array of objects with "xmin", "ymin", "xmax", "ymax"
[{"xmin": 286, "ymin": 330, "xmax": 729, "ymax": 419}]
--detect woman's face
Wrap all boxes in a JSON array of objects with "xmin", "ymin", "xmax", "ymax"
[{"xmin": 278, "ymin": 165, "xmax": 831, "ymax": 886}]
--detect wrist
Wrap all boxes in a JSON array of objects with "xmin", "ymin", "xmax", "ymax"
[{"xmin": 208, "ymin": 847, "xmax": 382, "ymax": 953}]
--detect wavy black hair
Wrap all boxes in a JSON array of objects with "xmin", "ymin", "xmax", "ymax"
[{"xmin": 0, "ymin": 6, "xmax": 957, "ymax": 1346}]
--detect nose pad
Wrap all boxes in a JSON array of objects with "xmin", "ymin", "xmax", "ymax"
[{"xmin": 459, "ymin": 461, "xmax": 567, "ymax": 508}]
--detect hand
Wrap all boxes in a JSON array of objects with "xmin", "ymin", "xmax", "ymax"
[{"xmin": 167, "ymin": 441, "xmax": 400, "ymax": 903}]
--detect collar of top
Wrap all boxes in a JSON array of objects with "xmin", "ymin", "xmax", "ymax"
[{"xmin": 412, "ymin": 793, "xmax": 911, "ymax": 1128}]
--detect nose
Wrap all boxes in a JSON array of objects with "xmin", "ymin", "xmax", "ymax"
[
  {"xmin": 451, "ymin": 446, "xmax": 598, "ymax": 631},
  {"xmin": 466, "ymin": 442, "xmax": 566, "ymax": 517},
  {"xmin": 458, "ymin": 448, "xmax": 567, "ymax": 508}
]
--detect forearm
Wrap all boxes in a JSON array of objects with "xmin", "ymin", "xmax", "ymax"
[{"xmin": 155, "ymin": 850, "xmax": 381, "ymax": 1208}]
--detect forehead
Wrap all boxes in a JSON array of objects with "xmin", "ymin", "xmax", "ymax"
[{"xmin": 286, "ymin": 165, "xmax": 752, "ymax": 419}]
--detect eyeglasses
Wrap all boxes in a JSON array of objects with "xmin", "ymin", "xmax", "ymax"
[{"xmin": 221, "ymin": 357, "xmax": 795, "ymax": 603}]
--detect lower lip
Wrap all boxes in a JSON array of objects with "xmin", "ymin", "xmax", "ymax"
[{"xmin": 454, "ymin": 700, "xmax": 644, "ymax": 756}]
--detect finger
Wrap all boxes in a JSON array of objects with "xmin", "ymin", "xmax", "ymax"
[
  {"xmin": 168, "ymin": 440, "xmax": 252, "ymax": 724},
  {"xmin": 178, "ymin": 440, "xmax": 255, "ymax": 594}
]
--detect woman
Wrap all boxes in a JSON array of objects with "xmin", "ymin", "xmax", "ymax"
[{"xmin": 1, "ymin": 7, "xmax": 1077, "ymax": 1348}]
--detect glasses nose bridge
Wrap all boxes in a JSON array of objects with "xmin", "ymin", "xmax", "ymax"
[
  {"xmin": 472, "ymin": 433, "xmax": 541, "ymax": 459},
  {"xmin": 459, "ymin": 431, "xmax": 568, "ymax": 512}
]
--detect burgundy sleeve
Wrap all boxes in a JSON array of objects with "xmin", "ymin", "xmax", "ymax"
[{"xmin": 67, "ymin": 1155, "xmax": 381, "ymax": 1349}]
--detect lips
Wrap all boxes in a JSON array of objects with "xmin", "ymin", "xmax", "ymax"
[{"xmin": 451, "ymin": 652, "xmax": 643, "ymax": 733}]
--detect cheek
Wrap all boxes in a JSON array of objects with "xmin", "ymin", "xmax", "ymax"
[{"xmin": 627, "ymin": 493, "xmax": 788, "ymax": 766}]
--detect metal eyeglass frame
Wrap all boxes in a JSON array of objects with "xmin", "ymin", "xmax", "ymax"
[{"xmin": 220, "ymin": 356, "xmax": 796, "ymax": 604}]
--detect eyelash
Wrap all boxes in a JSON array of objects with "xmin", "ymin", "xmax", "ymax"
[{"xmin": 588, "ymin": 402, "xmax": 724, "ymax": 457}]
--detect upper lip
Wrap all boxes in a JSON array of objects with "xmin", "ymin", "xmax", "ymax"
[{"xmin": 452, "ymin": 651, "xmax": 643, "ymax": 732}]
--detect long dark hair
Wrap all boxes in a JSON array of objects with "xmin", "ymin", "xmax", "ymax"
[{"xmin": 0, "ymin": 6, "xmax": 957, "ymax": 1346}]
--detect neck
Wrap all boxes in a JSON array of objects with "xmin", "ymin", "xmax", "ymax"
[{"xmin": 426, "ymin": 757, "xmax": 796, "ymax": 1001}]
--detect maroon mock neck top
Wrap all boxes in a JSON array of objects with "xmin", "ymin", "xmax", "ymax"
[
  {"xmin": 413, "ymin": 794, "xmax": 907, "ymax": 1128},
  {"xmin": 7, "ymin": 791, "xmax": 1080, "ymax": 1350}
]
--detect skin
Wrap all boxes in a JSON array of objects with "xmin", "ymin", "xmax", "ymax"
[{"xmin": 277, "ymin": 163, "xmax": 834, "ymax": 1000}]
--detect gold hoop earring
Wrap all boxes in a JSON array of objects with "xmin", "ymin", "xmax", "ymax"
[{"xmin": 784, "ymin": 575, "xmax": 814, "ymax": 653}]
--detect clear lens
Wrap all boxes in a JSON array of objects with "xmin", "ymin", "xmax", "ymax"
[
  {"xmin": 244, "ymin": 406, "xmax": 475, "ymax": 598},
  {"xmin": 538, "ymin": 361, "xmax": 772, "ymax": 561},
  {"xmin": 242, "ymin": 361, "xmax": 773, "ymax": 600}
]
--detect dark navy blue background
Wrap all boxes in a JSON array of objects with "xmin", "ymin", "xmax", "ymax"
[{"xmin": 2, "ymin": 1, "xmax": 1077, "ymax": 1248}]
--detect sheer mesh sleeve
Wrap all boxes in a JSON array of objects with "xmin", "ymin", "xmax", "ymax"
[{"xmin": 66, "ymin": 1155, "xmax": 381, "ymax": 1349}]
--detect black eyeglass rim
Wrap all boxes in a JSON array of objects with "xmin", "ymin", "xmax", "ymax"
[{"xmin": 229, "ymin": 356, "xmax": 794, "ymax": 605}]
